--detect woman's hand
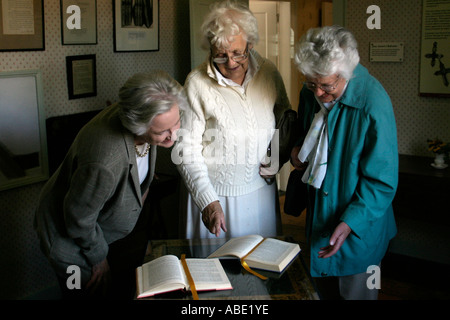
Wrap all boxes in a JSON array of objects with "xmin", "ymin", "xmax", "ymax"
[
  {"xmin": 86, "ymin": 258, "xmax": 111, "ymax": 297},
  {"xmin": 260, "ymin": 163, "xmax": 278, "ymax": 184},
  {"xmin": 202, "ymin": 201, "xmax": 227, "ymax": 237},
  {"xmin": 290, "ymin": 146, "xmax": 308, "ymax": 171},
  {"xmin": 318, "ymin": 222, "xmax": 352, "ymax": 258}
]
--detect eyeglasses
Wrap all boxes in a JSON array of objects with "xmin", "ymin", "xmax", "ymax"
[
  {"xmin": 304, "ymin": 75, "xmax": 341, "ymax": 93},
  {"xmin": 212, "ymin": 43, "xmax": 249, "ymax": 64}
]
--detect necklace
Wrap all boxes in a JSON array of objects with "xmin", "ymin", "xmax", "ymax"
[{"xmin": 135, "ymin": 143, "xmax": 150, "ymax": 157}]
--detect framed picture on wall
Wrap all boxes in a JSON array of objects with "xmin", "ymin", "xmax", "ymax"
[
  {"xmin": 419, "ymin": 0, "xmax": 450, "ymax": 97},
  {"xmin": 61, "ymin": 0, "xmax": 97, "ymax": 45},
  {"xmin": 0, "ymin": 0, "xmax": 45, "ymax": 51},
  {"xmin": 66, "ymin": 54, "xmax": 97, "ymax": 100},
  {"xmin": 113, "ymin": 0, "xmax": 159, "ymax": 52},
  {"xmin": 0, "ymin": 70, "xmax": 49, "ymax": 191}
]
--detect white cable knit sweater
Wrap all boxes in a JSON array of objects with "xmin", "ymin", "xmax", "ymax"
[{"xmin": 175, "ymin": 50, "xmax": 290, "ymax": 210}]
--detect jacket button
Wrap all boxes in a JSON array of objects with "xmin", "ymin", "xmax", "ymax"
[
  {"xmin": 321, "ymin": 272, "xmax": 328, "ymax": 277},
  {"xmin": 323, "ymin": 191, "xmax": 329, "ymax": 196},
  {"xmin": 321, "ymin": 232, "xmax": 329, "ymax": 238}
]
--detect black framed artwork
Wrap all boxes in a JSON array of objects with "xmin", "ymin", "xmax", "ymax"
[
  {"xmin": 113, "ymin": 0, "xmax": 159, "ymax": 52},
  {"xmin": 66, "ymin": 55, "xmax": 97, "ymax": 100}
]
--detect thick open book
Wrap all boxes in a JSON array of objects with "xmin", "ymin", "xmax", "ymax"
[
  {"xmin": 208, "ymin": 235, "xmax": 301, "ymax": 273},
  {"xmin": 136, "ymin": 255, "xmax": 232, "ymax": 298}
]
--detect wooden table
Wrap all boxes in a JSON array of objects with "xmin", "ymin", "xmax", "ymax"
[{"xmin": 141, "ymin": 237, "xmax": 319, "ymax": 300}]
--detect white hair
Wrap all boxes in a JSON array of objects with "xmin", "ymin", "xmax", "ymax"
[
  {"xmin": 294, "ymin": 25, "xmax": 360, "ymax": 80},
  {"xmin": 200, "ymin": 0, "xmax": 259, "ymax": 50},
  {"xmin": 118, "ymin": 71, "xmax": 188, "ymax": 136}
]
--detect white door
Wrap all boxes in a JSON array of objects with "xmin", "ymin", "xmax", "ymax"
[{"xmin": 249, "ymin": 1, "xmax": 278, "ymax": 66}]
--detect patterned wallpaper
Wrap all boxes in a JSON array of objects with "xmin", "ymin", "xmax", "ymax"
[
  {"xmin": 0, "ymin": 0, "xmax": 191, "ymax": 117},
  {"xmin": 346, "ymin": 0, "xmax": 450, "ymax": 157}
]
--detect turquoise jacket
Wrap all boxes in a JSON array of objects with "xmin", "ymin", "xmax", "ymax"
[{"xmin": 297, "ymin": 64, "xmax": 398, "ymax": 277}]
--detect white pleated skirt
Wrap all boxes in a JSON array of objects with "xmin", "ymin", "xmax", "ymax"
[{"xmin": 180, "ymin": 183, "xmax": 281, "ymax": 239}]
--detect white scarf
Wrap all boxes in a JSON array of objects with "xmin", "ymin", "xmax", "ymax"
[
  {"xmin": 298, "ymin": 81, "xmax": 348, "ymax": 189},
  {"xmin": 298, "ymin": 80, "xmax": 348, "ymax": 189},
  {"xmin": 297, "ymin": 99, "xmax": 331, "ymax": 189}
]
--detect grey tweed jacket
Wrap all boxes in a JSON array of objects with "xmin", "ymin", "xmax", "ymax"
[{"xmin": 34, "ymin": 104, "xmax": 156, "ymax": 278}]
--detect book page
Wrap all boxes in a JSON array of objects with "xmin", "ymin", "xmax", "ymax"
[
  {"xmin": 208, "ymin": 235, "xmax": 264, "ymax": 259},
  {"xmin": 185, "ymin": 258, "xmax": 232, "ymax": 291},
  {"xmin": 141, "ymin": 255, "xmax": 185, "ymax": 293},
  {"xmin": 247, "ymin": 238, "xmax": 295, "ymax": 264}
]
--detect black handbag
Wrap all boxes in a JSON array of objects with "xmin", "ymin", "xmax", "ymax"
[
  {"xmin": 283, "ymin": 169, "xmax": 308, "ymax": 217},
  {"xmin": 274, "ymin": 109, "xmax": 298, "ymax": 166}
]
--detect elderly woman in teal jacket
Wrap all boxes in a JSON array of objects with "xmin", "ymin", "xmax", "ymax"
[{"xmin": 290, "ymin": 26, "xmax": 398, "ymax": 300}]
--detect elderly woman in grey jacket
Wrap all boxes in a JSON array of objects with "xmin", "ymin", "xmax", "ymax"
[{"xmin": 34, "ymin": 71, "xmax": 187, "ymax": 299}]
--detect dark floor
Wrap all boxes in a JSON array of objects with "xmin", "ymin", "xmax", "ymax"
[{"xmin": 279, "ymin": 195, "xmax": 450, "ymax": 300}]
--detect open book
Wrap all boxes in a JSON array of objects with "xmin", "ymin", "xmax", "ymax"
[
  {"xmin": 208, "ymin": 235, "xmax": 301, "ymax": 273},
  {"xmin": 136, "ymin": 255, "xmax": 232, "ymax": 299}
]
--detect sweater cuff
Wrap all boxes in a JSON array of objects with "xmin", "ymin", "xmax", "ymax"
[{"xmin": 196, "ymin": 190, "xmax": 220, "ymax": 211}]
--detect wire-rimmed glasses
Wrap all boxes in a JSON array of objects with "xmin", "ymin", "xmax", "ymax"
[
  {"xmin": 304, "ymin": 75, "xmax": 341, "ymax": 93},
  {"xmin": 212, "ymin": 43, "xmax": 249, "ymax": 64}
]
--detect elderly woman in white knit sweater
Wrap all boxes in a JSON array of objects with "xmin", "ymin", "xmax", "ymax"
[{"xmin": 174, "ymin": 0, "xmax": 291, "ymax": 239}]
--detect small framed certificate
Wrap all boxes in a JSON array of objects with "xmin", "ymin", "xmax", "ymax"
[{"xmin": 66, "ymin": 55, "xmax": 97, "ymax": 100}]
